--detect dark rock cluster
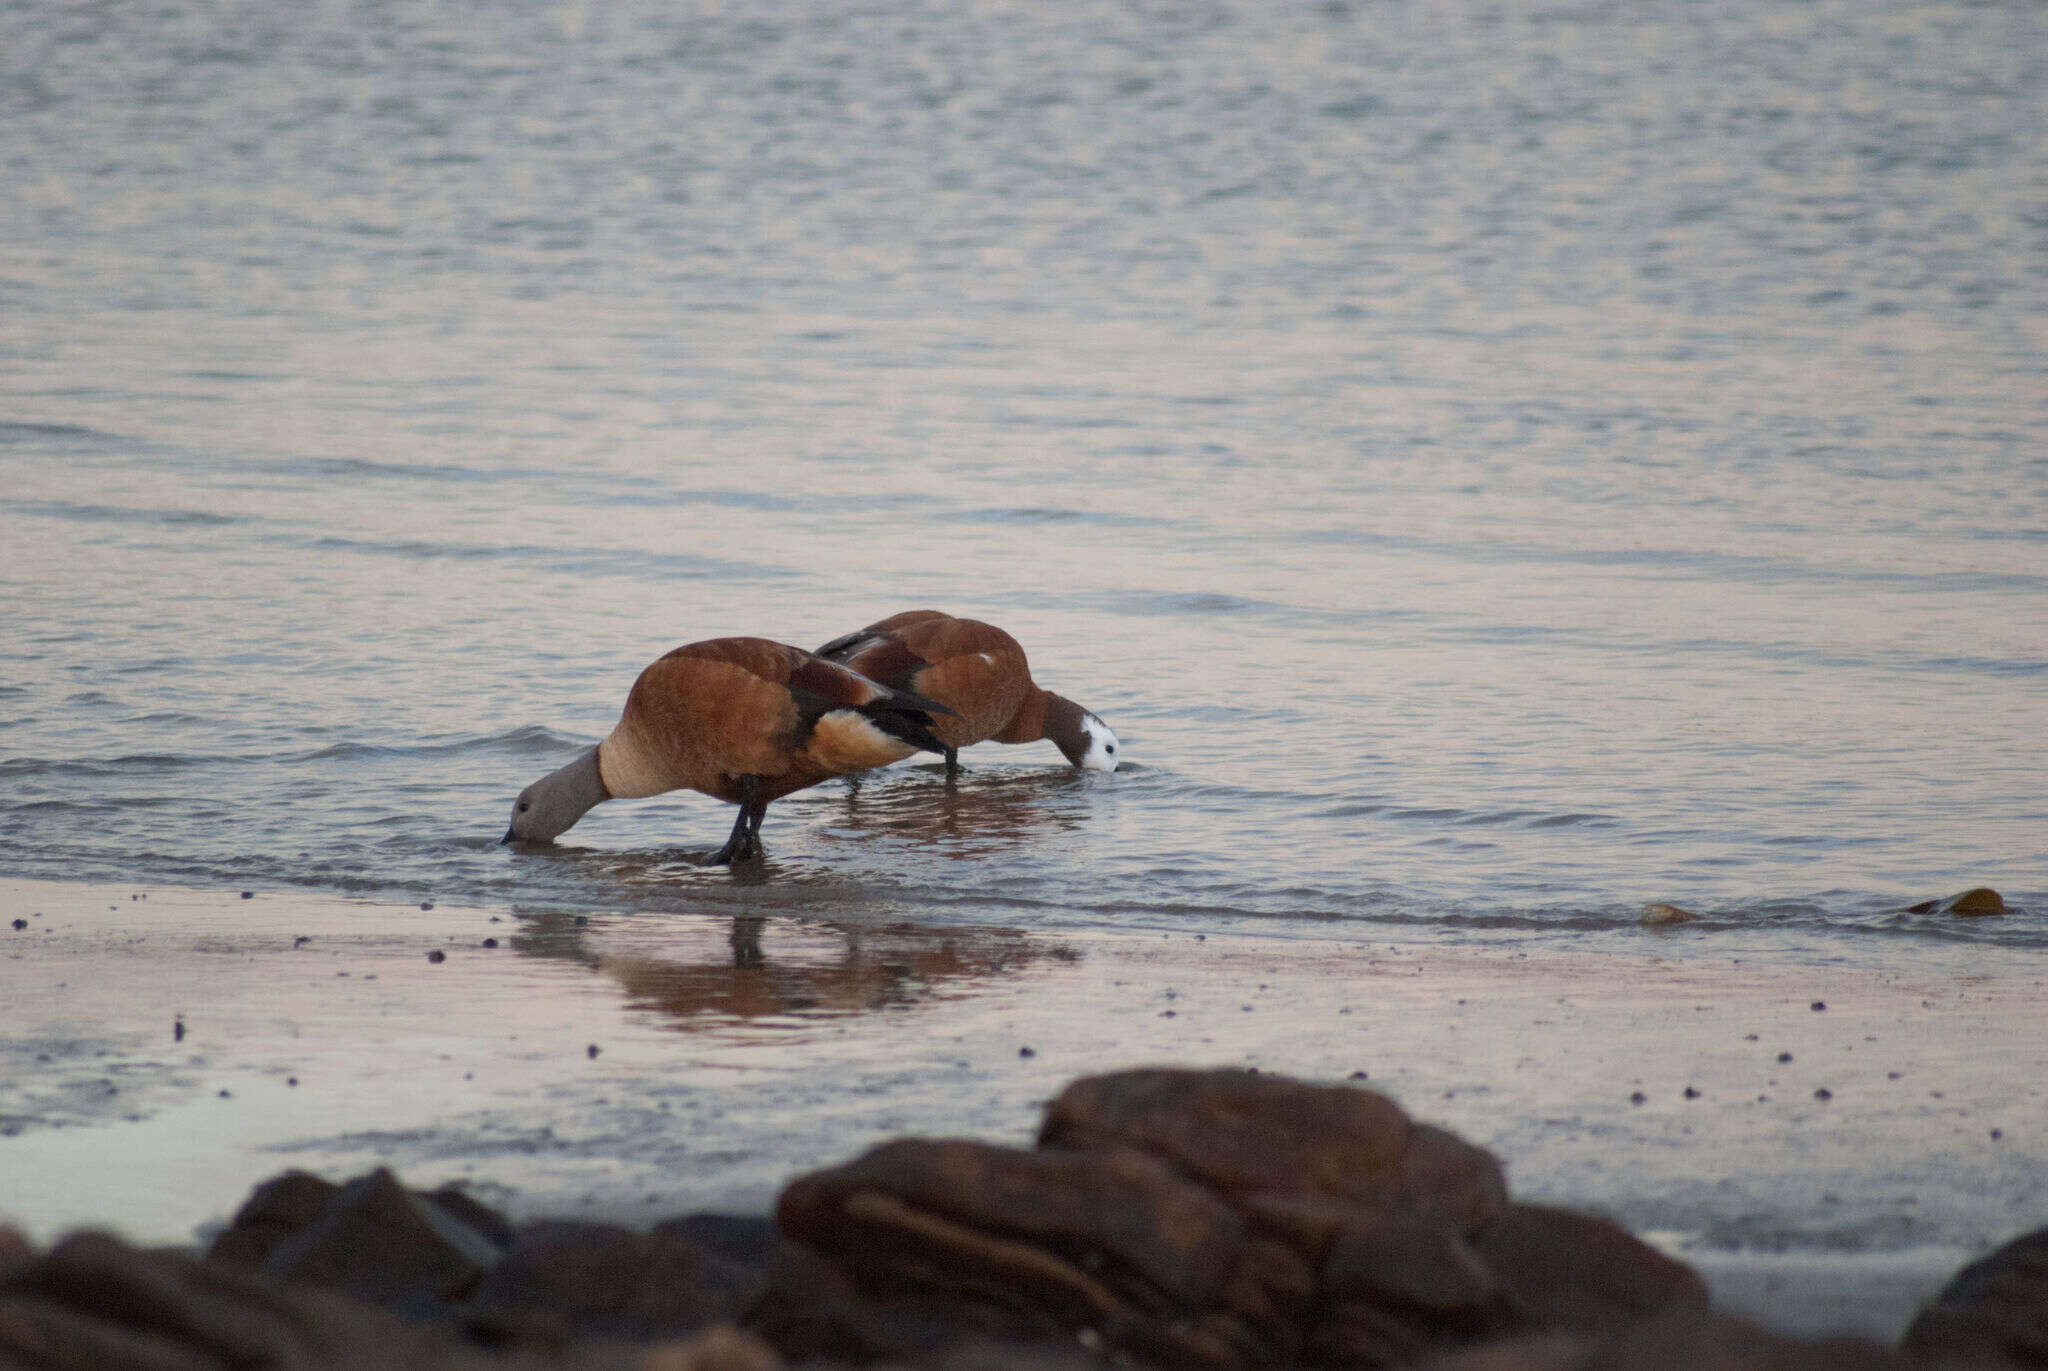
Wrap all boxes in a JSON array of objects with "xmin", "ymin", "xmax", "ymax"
[{"xmin": 0, "ymin": 1067, "xmax": 2040, "ymax": 1370}]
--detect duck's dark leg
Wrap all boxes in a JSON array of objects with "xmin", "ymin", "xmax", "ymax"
[
  {"xmin": 943, "ymin": 746, "xmax": 960, "ymax": 777},
  {"xmin": 709, "ymin": 775, "xmax": 768, "ymax": 864}
]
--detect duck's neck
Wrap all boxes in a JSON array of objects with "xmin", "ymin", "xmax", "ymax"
[
  {"xmin": 1000, "ymin": 688, "xmax": 1094, "ymax": 765},
  {"xmin": 997, "ymin": 686, "xmax": 1051, "ymax": 745},
  {"xmin": 597, "ymin": 723, "xmax": 670, "ymax": 799},
  {"xmin": 1037, "ymin": 692, "xmax": 1097, "ymax": 767}
]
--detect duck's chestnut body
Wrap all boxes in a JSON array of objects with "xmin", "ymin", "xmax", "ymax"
[
  {"xmin": 504, "ymin": 637, "xmax": 951, "ymax": 863},
  {"xmin": 816, "ymin": 611, "xmax": 1118, "ymax": 773}
]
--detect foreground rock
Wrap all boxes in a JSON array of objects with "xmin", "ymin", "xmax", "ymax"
[
  {"xmin": 1900, "ymin": 1225, "xmax": 2048, "ymax": 1367},
  {"xmin": 762, "ymin": 1069, "xmax": 1698, "ymax": 1368},
  {"xmin": 0, "ymin": 1227, "xmax": 772, "ymax": 1370},
  {"xmin": 0, "ymin": 1066, "xmax": 2037, "ymax": 1370}
]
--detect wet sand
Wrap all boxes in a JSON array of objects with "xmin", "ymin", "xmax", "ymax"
[{"xmin": 2, "ymin": 877, "xmax": 2042, "ymax": 1342}]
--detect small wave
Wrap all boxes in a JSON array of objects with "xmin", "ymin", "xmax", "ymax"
[
  {"xmin": 0, "ymin": 752, "xmax": 226, "ymax": 779},
  {"xmin": 1086, "ymin": 590, "xmax": 1287, "ymax": 618},
  {"xmin": 1527, "ymin": 812, "xmax": 1618, "ymax": 829},
  {"xmin": 1315, "ymin": 800, "xmax": 1385, "ymax": 818},
  {"xmin": 6, "ymin": 798, "xmax": 181, "ymax": 815},
  {"xmin": 627, "ymin": 489, "xmax": 801, "ymax": 512},
  {"xmin": 283, "ymin": 725, "xmax": 590, "ymax": 765},
  {"xmin": 957, "ymin": 506, "xmax": 1177, "ymax": 530},
  {"xmin": 0, "ymin": 422, "xmax": 129, "ymax": 448},
  {"xmin": 0, "ymin": 727, "xmax": 586, "ymax": 781},
  {"xmin": 3, "ymin": 500, "xmax": 238, "ymax": 527},
  {"xmin": 1457, "ymin": 809, "xmax": 1546, "ymax": 826},
  {"xmin": 1293, "ymin": 525, "xmax": 2048, "ymax": 596},
  {"xmin": 283, "ymin": 533, "xmax": 794, "ymax": 582}
]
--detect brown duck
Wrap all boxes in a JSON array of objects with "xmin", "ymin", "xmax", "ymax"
[{"xmin": 503, "ymin": 637, "xmax": 952, "ymax": 863}]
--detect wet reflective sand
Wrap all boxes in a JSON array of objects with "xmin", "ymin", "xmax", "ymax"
[{"xmin": 4, "ymin": 878, "xmax": 2041, "ymax": 1339}]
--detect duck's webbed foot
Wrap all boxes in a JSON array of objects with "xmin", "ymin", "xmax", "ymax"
[{"xmin": 709, "ymin": 778, "xmax": 768, "ymax": 865}]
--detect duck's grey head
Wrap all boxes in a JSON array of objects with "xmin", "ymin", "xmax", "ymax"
[{"xmin": 502, "ymin": 746, "xmax": 609, "ymax": 844}]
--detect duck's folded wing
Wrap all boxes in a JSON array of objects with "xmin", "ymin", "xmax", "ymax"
[
  {"xmin": 923, "ymin": 646, "xmax": 1031, "ymax": 738},
  {"xmin": 815, "ymin": 609, "xmax": 951, "ymax": 660},
  {"xmin": 785, "ymin": 652, "xmax": 954, "ymax": 721}
]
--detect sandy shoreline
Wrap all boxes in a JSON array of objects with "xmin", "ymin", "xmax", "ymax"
[{"xmin": 3, "ymin": 876, "xmax": 2042, "ymax": 1342}]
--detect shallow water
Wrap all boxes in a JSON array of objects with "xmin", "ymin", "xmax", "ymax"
[{"xmin": 3, "ymin": 2, "xmax": 2045, "ymax": 951}]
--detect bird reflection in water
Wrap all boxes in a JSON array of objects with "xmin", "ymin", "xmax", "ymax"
[
  {"xmin": 839, "ymin": 764, "xmax": 1094, "ymax": 859},
  {"xmin": 505, "ymin": 904, "xmax": 1064, "ymax": 1032}
]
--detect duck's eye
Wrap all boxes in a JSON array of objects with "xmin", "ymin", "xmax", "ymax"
[
  {"xmin": 517, "ymin": 801, "xmax": 531, "ymax": 813},
  {"xmin": 1105, "ymin": 744, "xmax": 1116, "ymax": 753}
]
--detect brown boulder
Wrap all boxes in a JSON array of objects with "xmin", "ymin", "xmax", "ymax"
[
  {"xmin": 1472, "ymin": 1205, "xmax": 1708, "ymax": 1337},
  {"xmin": 1581, "ymin": 1306, "xmax": 1911, "ymax": 1370},
  {"xmin": 1900, "ymin": 1225, "xmax": 2048, "ymax": 1368},
  {"xmin": 246, "ymin": 1168, "xmax": 505, "ymax": 1319},
  {"xmin": 0, "ymin": 1229, "xmax": 667, "ymax": 1370},
  {"xmin": 1424, "ymin": 1308, "xmax": 1909, "ymax": 1371},
  {"xmin": 463, "ymin": 1220, "xmax": 767, "ymax": 1347},
  {"xmin": 205, "ymin": 1169, "xmax": 342, "ymax": 1268},
  {"xmin": 774, "ymin": 1137, "xmax": 1313, "ymax": 1367},
  {"xmin": 1308, "ymin": 1209, "xmax": 1528, "ymax": 1367},
  {"xmin": 1040, "ymin": 1068, "xmax": 1508, "ymax": 1233}
]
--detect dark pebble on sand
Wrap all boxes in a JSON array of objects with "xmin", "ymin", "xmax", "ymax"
[
  {"xmin": 1349, "ymin": 1070, "xmax": 1368, "ymax": 1080},
  {"xmin": 1814, "ymin": 1088, "xmax": 1833, "ymax": 1100},
  {"xmin": 1811, "ymin": 1001, "xmax": 1826, "ymax": 1011},
  {"xmin": 426, "ymin": 950, "xmax": 446, "ymax": 964},
  {"xmin": 586, "ymin": 1044, "xmax": 601, "ymax": 1059},
  {"xmin": 287, "ymin": 1077, "xmax": 298, "ymax": 1087},
  {"xmin": 9, "ymin": 919, "xmax": 23, "ymax": 931},
  {"xmin": 174, "ymin": 1018, "xmax": 185, "ymax": 1042},
  {"xmin": 241, "ymin": 891, "xmax": 253, "ymax": 899},
  {"xmin": 1629, "ymin": 1091, "xmax": 1647, "ymax": 1105},
  {"xmin": 293, "ymin": 935, "xmax": 309, "ymax": 947},
  {"xmin": 1683, "ymin": 1086, "xmax": 1700, "ymax": 1099},
  {"xmin": 420, "ymin": 901, "xmax": 434, "ymax": 911},
  {"xmin": 574, "ymin": 915, "xmax": 588, "ymax": 926},
  {"xmin": 1991, "ymin": 1129, "xmax": 2002, "ymax": 1140},
  {"xmin": 481, "ymin": 938, "xmax": 497, "ymax": 948},
  {"xmin": 1019, "ymin": 1046, "xmax": 1035, "ymax": 1058},
  {"xmin": 217, "ymin": 1089, "xmax": 232, "ymax": 1099},
  {"xmin": 1778, "ymin": 1051, "xmax": 1793, "ymax": 1063},
  {"xmin": 1160, "ymin": 1009, "xmax": 1176, "ymax": 1018}
]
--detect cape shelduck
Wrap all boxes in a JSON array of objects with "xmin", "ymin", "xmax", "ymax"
[
  {"xmin": 503, "ymin": 637, "xmax": 954, "ymax": 863},
  {"xmin": 815, "ymin": 611, "xmax": 1119, "ymax": 774}
]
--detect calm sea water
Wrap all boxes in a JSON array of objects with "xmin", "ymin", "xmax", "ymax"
[{"xmin": 2, "ymin": 0, "xmax": 2044, "ymax": 957}]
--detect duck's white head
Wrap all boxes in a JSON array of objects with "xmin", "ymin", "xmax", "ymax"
[
  {"xmin": 1043, "ymin": 692, "xmax": 1120, "ymax": 772},
  {"xmin": 1075, "ymin": 711, "xmax": 1120, "ymax": 771}
]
